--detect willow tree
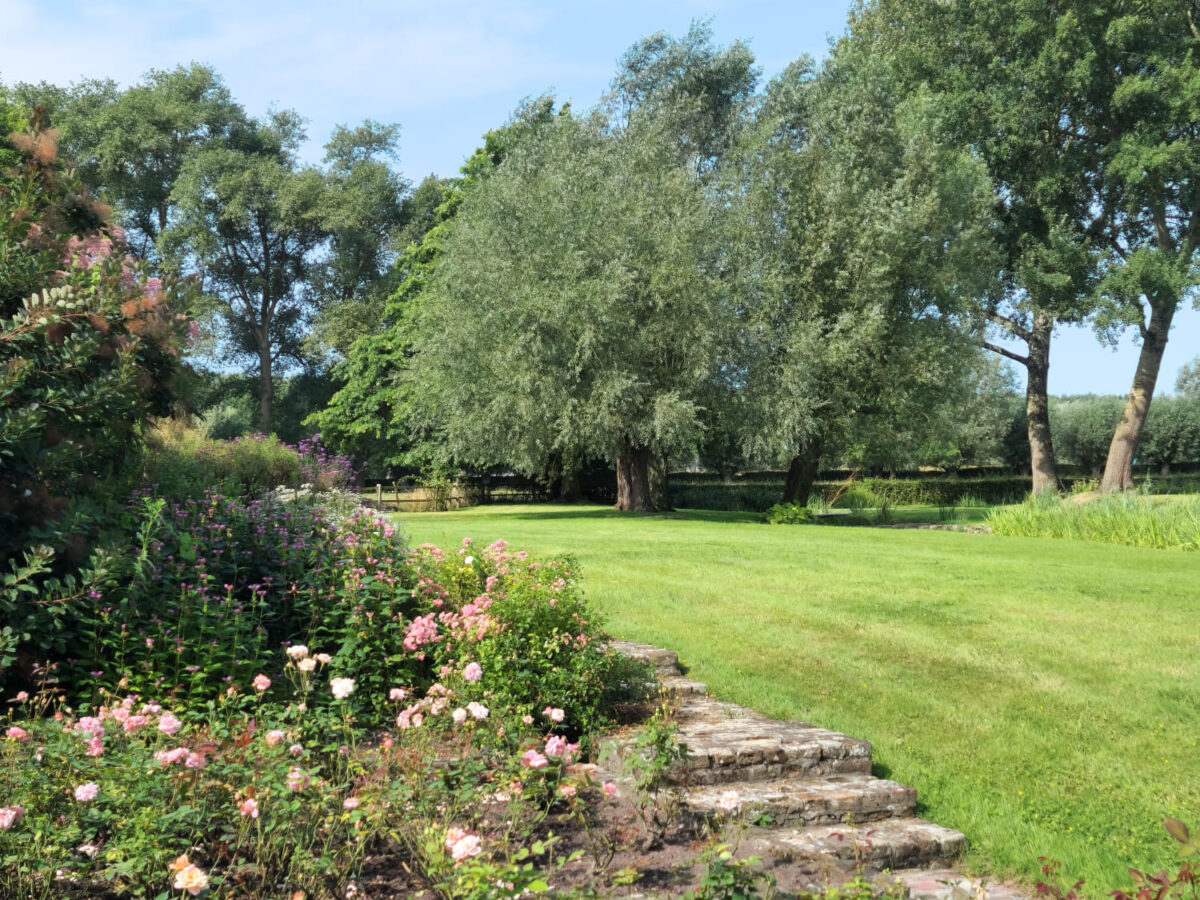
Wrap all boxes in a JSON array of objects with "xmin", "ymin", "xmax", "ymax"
[
  {"xmin": 729, "ymin": 51, "xmax": 995, "ymax": 505},
  {"xmin": 404, "ymin": 102, "xmax": 726, "ymax": 511}
]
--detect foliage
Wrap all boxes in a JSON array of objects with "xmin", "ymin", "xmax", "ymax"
[
  {"xmin": 1, "ymin": 108, "xmax": 185, "ymax": 674},
  {"xmin": 763, "ymin": 503, "xmax": 815, "ymax": 525},
  {"xmin": 686, "ymin": 843, "xmax": 775, "ymax": 900},
  {"xmin": 0, "ymin": 486, "xmax": 650, "ymax": 897},
  {"xmin": 987, "ymin": 493, "xmax": 1200, "ymax": 551},
  {"xmin": 1178, "ymin": 358, "xmax": 1200, "ymax": 400},
  {"xmin": 1037, "ymin": 819, "xmax": 1199, "ymax": 900},
  {"xmin": 162, "ymin": 113, "xmax": 327, "ymax": 431},
  {"xmin": 726, "ymin": 37, "xmax": 995, "ymax": 495},
  {"xmin": 403, "ymin": 93, "xmax": 729, "ymax": 505},
  {"xmin": 1051, "ymin": 396, "xmax": 1127, "ymax": 475}
]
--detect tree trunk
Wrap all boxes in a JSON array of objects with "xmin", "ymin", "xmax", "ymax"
[
  {"xmin": 1101, "ymin": 302, "xmax": 1176, "ymax": 492},
  {"xmin": 257, "ymin": 342, "xmax": 274, "ymax": 432},
  {"xmin": 781, "ymin": 436, "xmax": 822, "ymax": 505},
  {"xmin": 1025, "ymin": 312, "xmax": 1058, "ymax": 495},
  {"xmin": 1160, "ymin": 462, "xmax": 1171, "ymax": 477},
  {"xmin": 558, "ymin": 467, "xmax": 582, "ymax": 502},
  {"xmin": 616, "ymin": 442, "xmax": 653, "ymax": 511},
  {"xmin": 648, "ymin": 451, "xmax": 670, "ymax": 511}
]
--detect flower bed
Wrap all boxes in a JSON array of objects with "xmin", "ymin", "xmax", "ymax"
[{"xmin": 1, "ymin": 494, "xmax": 651, "ymax": 898}]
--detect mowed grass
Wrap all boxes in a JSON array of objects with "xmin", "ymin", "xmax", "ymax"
[{"xmin": 401, "ymin": 505, "xmax": 1200, "ymax": 894}]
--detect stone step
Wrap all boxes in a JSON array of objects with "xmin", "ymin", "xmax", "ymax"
[
  {"xmin": 683, "ymin": 774, "xmax": 916, "ymax": 828},
  {"xmin": 747, "ymin": 818, "xmax": 967, "ymax": 872},
  {"xmin": 887, "ymin": 869, "xmax": 1029, "ymax": 900},
  {"xmin": 673, "ymin": 712, "xmax": 873, "ymax": 786},
  {"xmin": 660, "ymin": 675, "xmax": 708, "ymax": 695},
  {"xmin": 610, "ymin": 640, "xmax": 682, "ymax": 676}
]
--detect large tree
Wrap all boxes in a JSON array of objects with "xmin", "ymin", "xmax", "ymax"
[
  {"xmin": 728, "ymin": 49, "xmax": 995, "ymax": 505},
  {"xmin": 848, "ymin": 0, "xmax": 1109, "ymax": 494},
  {"xmin": 12, "ymin": 65, "xmax": 249, "ymax": 261},
  {"xmin": 163, "ymin": 113, "xmax": 326, "ymax": 431},
  {"xmin": 306, "ymin": 121, "xmax": 409, "ymax": 359},
  {"xmin": 1088, "ymin": 3, "xmax": 1200, "ymax": 489},
  {"xmin": 405, "ymin": 98, "xmax": 727, "ymax": 510}
]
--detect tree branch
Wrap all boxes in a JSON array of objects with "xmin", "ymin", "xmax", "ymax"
[
  {"xmin": 982, "ymin": 340, "xmax": 1029, "ymax": 367},
  {"xmin": 988, "ymin": 310, "xmax": 1031, "ymax": 343}
]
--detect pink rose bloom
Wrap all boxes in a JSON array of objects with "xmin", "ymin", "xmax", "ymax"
[
  {"xmin": 450, "ymin": 833, "xmax": 482, "ymax": 863},
  {"xmin": 74, "ymin": 782, "xmax": 99, "ymax": 802},
  {"xmin": 451, "ymin": 707, "xmax": 468, "ymax": 724},
  {"xmin": 184, "ymin": 751, "xmax": 207, "ymax": 769},
  {"xmin": 463, "ymin": 662, "xmax": 482, "ymax": 683},
  {"xmin": 343, "ymin": 796, "xmax": 360, "ymax": 810},
  {"xmin": 388, "ymin": 688, "xmax": 407, "ymax": 701},
  {"xmin": 314, "ymin": 653, "xmax": 332, "ymax": 664},
  {"xmin": 545, "ymin": 735, "xmax": 577, "ymax": 759},
  {"xmin": 85, "ymin": 737, "xmax": 104, "ymax": 757},
  {"xmin": 155, "ymin": 746, "xmax": 189, "ymax": 766},
  {"xmin": 603, "ymin": 781, "xmax": 619, "ymax": 798},
  {"xmin": 286, "ymin": 767, "xmax": 310, "ymax": 791},
  {"xmin": 265, "ymin": 729, "xmax": 286, "ymax": 747},
  {"xmin": 252, "ymin": 674, "xmax": 271, "ymax": 692},
  {"xmin": 0, "ymin": 805, "xmax": 24, "ymax": 830},
  {"xmin": 521, "ymin": 714, "xmax": 534, "ymax": 725},
  {"xmin": 76, "ymin": 717, "xmax": 104, "ymax": 738},
  {"xmin": 5, "ymin": 725, "xmax": 29, "ymax": 742},
  {"xmin": 543, "ymin": 706, "xmax": 565, "ymax": 723},
  {"xmin": 157, "ymin": 712, "xmax": 182, "ymax": 736},
  {"xmin": 467, "ymin": 702, "xmax": 488, "ymax": 720},
  {"xmin": 297, "ymin": 658, "xmax": 317, "ymax": 672},
  {"xmin": 520, "ymin": 750, "xmax": 549, "ymax": 769},
  {"xmin": 122, "ymin": 714, "xmax": 148, "ymax": 733},
  {"xmin": 289, "ymin": 744, "xmax": 304, "ymax": 757},
  {"xmin": 330, "ymin": 677, "xmax": 355, "ymax": 700},
  {"xmin": 286, "ymin": 644, "xmax": 309, "ymax": 660},
  {"xmin": 559, "ymin": 784, "xmax": 577, "ymax": 799},
  {"xmin": 239, "ymin": 797, "xmax": 259, "ymax": 818},
  {"xmin": 13, "ymin": 691, "xmax": 29, "ymax": 702}
]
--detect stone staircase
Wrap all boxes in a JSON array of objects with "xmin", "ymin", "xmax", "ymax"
[{"xmin": 606, "ymin": 641, "xmax": 1026, "ymax": 899}]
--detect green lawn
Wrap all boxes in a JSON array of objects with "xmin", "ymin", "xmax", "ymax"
[{"xmin": 400, "ymin": 504, "xmax": 1200, "ymax": 894}]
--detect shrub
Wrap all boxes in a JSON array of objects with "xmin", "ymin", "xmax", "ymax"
[
  {"xmin": 0, "ymin": 489, "xmax": 651, "ymax": 897},
  {"xmin": 763, "ymin": 502, "xmax": 815, "ymax": 525}
]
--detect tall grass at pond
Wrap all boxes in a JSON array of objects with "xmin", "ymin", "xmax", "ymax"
[{"xmin": 987, "ymin": 492, "xmax": 1200, "ymax": 550}]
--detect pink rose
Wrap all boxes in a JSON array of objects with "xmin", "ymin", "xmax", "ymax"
[
  {"xmin": 542, "ymin": 706, "xmax": 565, "ymax": 723},
  {"xmin": 463, "ymin": 662, "xmax": 482, "ymax": 683},
  {"xmin": 74, "ymin": 782, "xmax": 99, "ymax": 802},
  {"xmin": 343, "ymin": 796, "xmax": 360, "ymax": 810},
  {"xmin": 603, "ymin": 781, "xmax": 618, "ymax": 798},
  {"xmin": 239, "ymin": 797, "xmax": 259, "ymax": 818},
  {"xmin": 0, "ymin": 805, "xmax": 24, "ymax": 830},
  {"xmin": 559, "ymin": 784, "xmax": 577, "ymax": 799},
  {"xmin": 252, "ymin": 674, "xmax": 271, "ymax": 692},
  {"xmin": 467, "ymin": 702, "xmax": 489, "ymax": 720},
  {"xmin": 5, "ymin": 726, "xmax": 29, "ymax": 743},
  {"xmin": 452, "ymin": 708, "xmax": 468, "ymax": 724},
  {"xmin": 520, "ymin": 750, "xmax": 549, "ymax": 769},
  {"xmin": 157, "ymin": 712, "xmax": 182, "ymax": 736},
  {"xmin": 265, "ymin": 729, "xmax": 286, "ymax": 747}
]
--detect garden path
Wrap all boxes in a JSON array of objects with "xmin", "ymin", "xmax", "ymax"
[{"xmin": 608, "ymin": 641, "xmax": 1030, "ymax": 899}]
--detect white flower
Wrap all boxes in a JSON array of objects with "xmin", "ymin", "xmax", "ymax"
[
  {"xmin": 297, "ymin": 658, "xmax": 317, "ymax": 672},
  {"xmin": 464, "ymin": 556, "xmax": 475, "ymax": 565},
  {"xmin": 286, "ymin": 644, "xmax": 309, "ymax": 660},
  {"xmin": 331, "ymin": 677, "xmax": 356, "ymax": 700}
]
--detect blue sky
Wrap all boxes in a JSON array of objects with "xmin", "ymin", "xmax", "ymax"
[{"xmin": 3, "ymin": 0, "xmax": 1196, "ymax": 396}]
